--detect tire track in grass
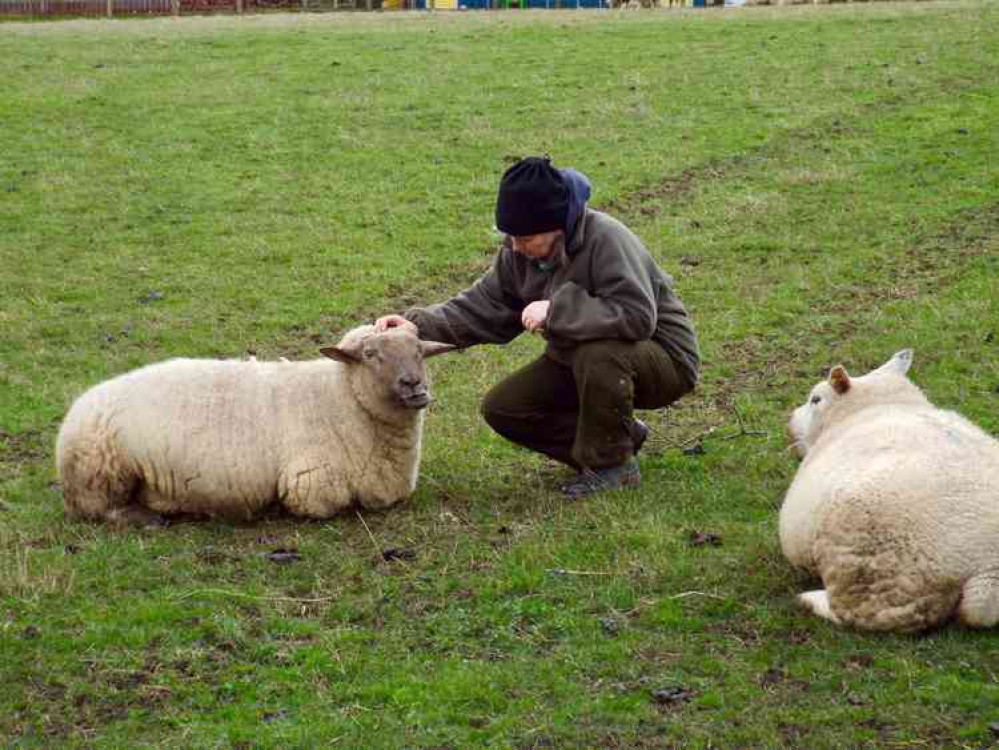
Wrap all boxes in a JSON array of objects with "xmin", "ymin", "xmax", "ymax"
[
  {"xmin": 284, "ymin": 64, "xmax": 996, "ymax": 347},
  {"xmin": 605, "ymin": 92, "xmax": 998, "ymax": 448},
  {"xmin": 660, "ymin": 202, "xmax": 998, "ymax": 455},
  {"xmin": 752, "ymin": 203, "xmax": 995, "ymax": 356},
  {"xmin": 719, "ymin": 204, "xmax": 989, "ymax": 448}
]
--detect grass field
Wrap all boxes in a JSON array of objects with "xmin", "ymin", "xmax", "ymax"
[{"xmin": 2, "ymin": 2, "xmax": 999, "ymax": 747}]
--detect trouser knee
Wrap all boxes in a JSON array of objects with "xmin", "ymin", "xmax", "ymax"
[
  {"xmin": 571, "ymin": 341, "xmax": 635, "ymax": 404},
  {"xmin": 480, "ymin": 382, "xmax": 532, "ymax": 441},
  {"xmin": 574, "ymin": 339, "xmax": 691, "ymax": 411}
]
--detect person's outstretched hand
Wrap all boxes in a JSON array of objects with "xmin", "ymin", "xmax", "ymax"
[{"xmin": 374, "ymin": 315, "xmax": 418, "ymax": 335}]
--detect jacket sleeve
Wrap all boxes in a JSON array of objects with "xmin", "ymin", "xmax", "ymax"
[
  {"xmin": 404, "ymin": 252, "xmax": 525, "ymax": 348},
  {"xmin": 545, "ymin": 234, "xmax": 657, "ymax": 343}
]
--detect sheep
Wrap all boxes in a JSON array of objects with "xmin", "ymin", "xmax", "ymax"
[
  {"xmin": 57, "ymin": 325, "xmax": 455, "ymax": 527},
  {"xmin": 779, "ymin": 349, "xmax": 999, "ymax": 632}
]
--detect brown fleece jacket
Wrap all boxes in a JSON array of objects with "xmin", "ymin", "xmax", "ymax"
[{"xmin": 404, "ymin": 208, "xmax": 700, "ymax": 388}]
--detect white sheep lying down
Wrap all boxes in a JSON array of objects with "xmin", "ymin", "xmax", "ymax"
[
  {"xmin": 780, "ymin": 350, "xmax": 999, "ymax": 632},
  {"xmin": 57, "ymin": 326, "xmax": 454, "ymax": 526}
]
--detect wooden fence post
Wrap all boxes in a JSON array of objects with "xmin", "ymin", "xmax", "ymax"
[
  {"xmin": 106, "ymin": 0, "xmax": 112, "ymax": 18},
  {"xmin": 236, "ymin": 0, "xmax": 243, "ymax": 13}
]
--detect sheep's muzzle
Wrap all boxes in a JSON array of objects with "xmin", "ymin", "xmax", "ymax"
[
  {"xmin": 399, "ymin": 391, "xmax": 433, "ymax": 409},
  {"xmin": 395, "ymin": 368, "xmax": 431, "ymax": 409}
]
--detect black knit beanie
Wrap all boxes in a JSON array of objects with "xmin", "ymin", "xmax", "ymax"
[{"xmin": 495, "ymin": 156, "xmax": 569, "ymax": 237}]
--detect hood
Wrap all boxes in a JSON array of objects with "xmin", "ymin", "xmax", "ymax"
[{"xmin": 559, "ymin": 168, "xmax": 592, "ymax": 249}]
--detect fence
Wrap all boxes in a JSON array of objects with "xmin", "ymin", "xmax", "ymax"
[
  {"xmin": 0, "ymin": 0, "xmax": 399, "ymax": 16},
  {"xmin": 0, "ymin": 0, "xmax": 614, "ymax": 16}
]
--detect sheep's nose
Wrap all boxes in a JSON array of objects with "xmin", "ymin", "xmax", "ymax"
[{"xmin": 399, "ymin": 375, "xmax": 421, "ymax": 389}]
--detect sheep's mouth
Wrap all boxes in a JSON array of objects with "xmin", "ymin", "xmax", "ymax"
[
  {"xmin": 786, "ymin": 442, "xmax": 806, "ymax": 461},
  {"xmin": 398, "ymin": 392, "xmax": 431, "ymax": 409},
  {"xmin": 785, "ymin": 423, "xmax": 807, "ymax": 460}
]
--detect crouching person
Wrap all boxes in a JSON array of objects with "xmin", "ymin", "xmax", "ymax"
[{"xmin": 375, "ymin": 156, "xmax": 699, "ymax": 499}]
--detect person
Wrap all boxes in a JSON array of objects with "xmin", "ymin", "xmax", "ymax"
[{"xmin": 375, "ymin": 156, "xmax": 699, "ymax": 499}]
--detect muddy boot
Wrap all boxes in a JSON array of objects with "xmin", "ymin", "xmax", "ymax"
[{"xmin": 560, "ymin": 458, "xmax": 641, "ymax": 500}]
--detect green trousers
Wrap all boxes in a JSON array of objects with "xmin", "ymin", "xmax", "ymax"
[{"xmin": 481, "ymin": 340, "xmax": 694, "ymax": 471}]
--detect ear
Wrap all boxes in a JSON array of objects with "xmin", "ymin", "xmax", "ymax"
[
  {"xmin": 320, "ymin": 346, "xmax": 359, "ymax": 364},
  {"xmin": 878, "ymin": 349, "xmax": 914, "ymax": 376},
  {"xmin": 421, "ymin": 340, "xmax": 457, "ymax": 359},
  {"xmin": 829, "ymin": 365, "xmax": 851, "ymax": 395}
]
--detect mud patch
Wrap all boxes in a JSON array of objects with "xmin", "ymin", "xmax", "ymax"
[
  {"xmin": 0, "ymin": 428, "xmax": 51, "ymax": 481},
  {"xmin": 659, "ymin": 201, "xmax": 999, "ymax": 454},
  {"xmin": 706, "ymin": 619, "xmax": 762, "ymax": 648},
  {"xmin": 777, "ymin": 723, "xmax": 810, "ymax": 745},
  {"xmin": 688, "ymin": 530, "xmax": 723, "ymax": 548},
  {"xmin": 602, "ymin": 162, "xmax": 739, "ymax": 219},
  {"xmin": 650, "ymin": 685, "xmax": 694, "ymax": 710},
  {"xmin": 15, "ymin": 657, "xmax": 171, "ymax": 741},
  {"xmin": 758, "ymin": 666, "xmax": 811, "ymax": 693}
]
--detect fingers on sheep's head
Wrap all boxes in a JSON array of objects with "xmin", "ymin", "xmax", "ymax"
[
  {"xmin": 320, "ymin": 327, "xmax": 456, "ymax": 410},
  {"xmin": 786, "ymin": 364, "xmax": 852, "ymax": 459}
]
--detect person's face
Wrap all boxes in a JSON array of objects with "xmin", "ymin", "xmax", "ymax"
[{"xmin": 510, "ymin": 230, "xmax": 561, "ymax": 260}]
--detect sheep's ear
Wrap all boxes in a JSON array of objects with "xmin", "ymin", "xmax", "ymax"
[
  {"xmin": 421, "ymin": 340, "xmax": 457, "ymax": 359},
  {"xmin": 829, "ymin": 365, "xmax": 851, "ymax": 395},
  {"xmin": 877, "ymin": 349, "xmax": 914, "ymax": 376},
  {"xmin": 320, "ymin": 346, "xmax": 359, "ymax": 364}
]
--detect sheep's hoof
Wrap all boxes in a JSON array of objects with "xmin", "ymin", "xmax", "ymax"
[{"xmin": 108, "ymin": 507, "xmax": 168, "ymax": 529}]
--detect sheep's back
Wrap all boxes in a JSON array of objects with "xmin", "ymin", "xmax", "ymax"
[{"xmin": 65, "ymin": 358, "xmax": 332, "ymax": 510}]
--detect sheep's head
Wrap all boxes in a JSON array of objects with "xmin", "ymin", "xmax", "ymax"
[
  {"xmin": 787, "ymin": 349, "xmax": 916, "ymax": 459},
  {"xmin": 320, "ymin": 326, "xmax": 455, "ymax": 410}
]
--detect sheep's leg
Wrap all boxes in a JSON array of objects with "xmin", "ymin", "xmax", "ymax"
[
  {"xmin": 280, "ymin": 460, "xmax": 351, "ymax": 519},
  {"xmin": 958, "ymin": 572, "xmax": 999, "ymax": 628},
  {"xmin": 797, "ymin": 590, "xmax": 841, "ymax": 623},
  {"xmin": 60, "ymin": 434, "xmax": 142, "ymax": 524},
  {"xmin": 356, "ymin": 460, "xmax": 412, "ymax": 511},
  {"xmin": 358, "ymin": 488, "xmax": 406, "ymax": 512}
]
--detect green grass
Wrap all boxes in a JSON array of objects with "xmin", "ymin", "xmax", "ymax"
[{"xmin": 2, "ymin": 3, "xmax": 999, "ymax": 747}]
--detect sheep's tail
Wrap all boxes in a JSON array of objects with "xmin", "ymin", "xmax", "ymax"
[{"xmin": 57, "ymin": 409, "xmax": 137, "ymax": 522}]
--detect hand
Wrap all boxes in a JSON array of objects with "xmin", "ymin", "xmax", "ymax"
[
  {"xmin": 521, "ymin": 301, "xmax": 550, "ymax": 333},
  {"xmin": 374, "ymin": 315, "xmax": 417, "ymax": 334}
]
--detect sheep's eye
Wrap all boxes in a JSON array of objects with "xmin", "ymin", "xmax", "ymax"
[
  {"xmin": 810, "ymin": 395, "xmax": 822, "ymax": 405},
  {"xmin": 362, "ymin": 348, "xmax": 378, "ymax": 360}
]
